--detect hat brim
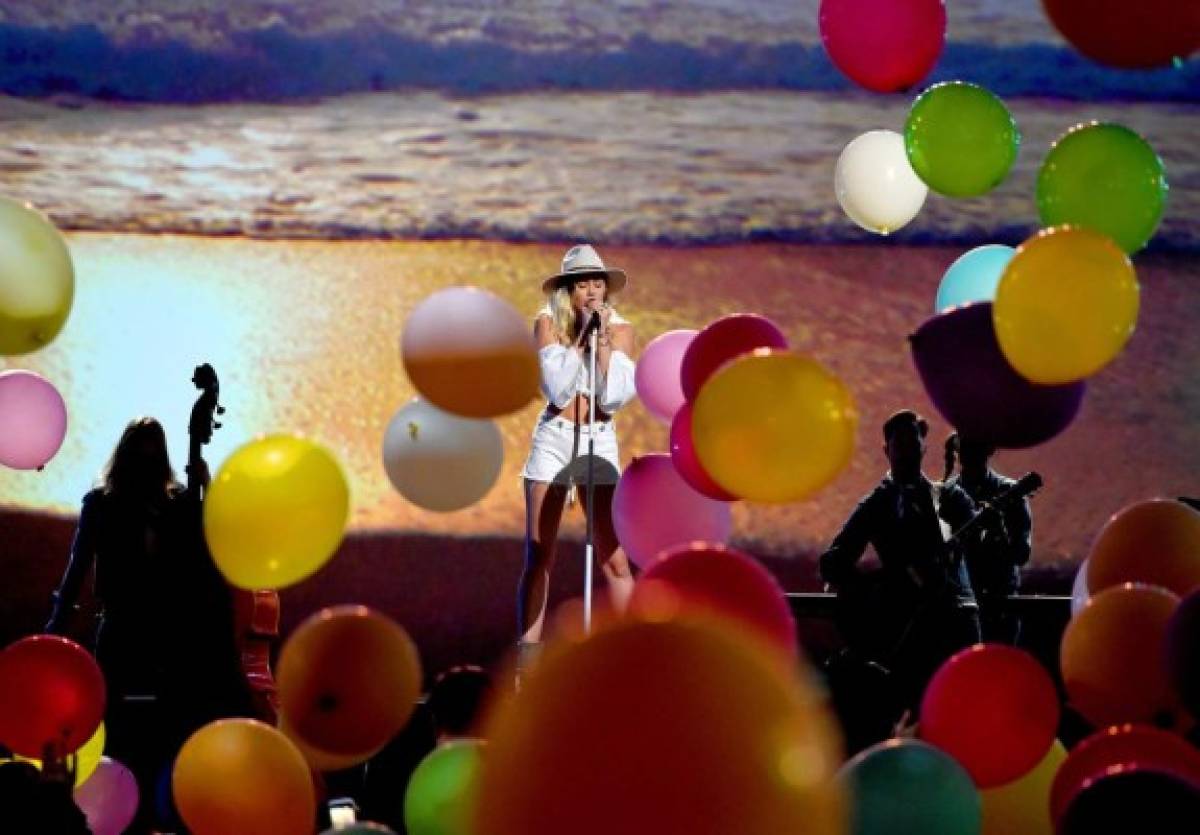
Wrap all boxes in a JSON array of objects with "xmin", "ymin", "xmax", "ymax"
[{"xmin": 541, "ymin": 268, "xmax": 627, "ymax": 296}]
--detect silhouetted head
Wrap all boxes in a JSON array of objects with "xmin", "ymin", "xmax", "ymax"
[
  {"xmin": 956, "ymin": 434, "xmax": 995, "ymax": 474},
  {"xmin": 101, "ymin": 417, "xmax": 179, "ymax": 498},
  {"xmin": 427, "ymin": 665, "xmax": 491, "ymax": 740},
  {"xmin": 882, "ymin": 410, "xmax": 928, "ymax": 483}
]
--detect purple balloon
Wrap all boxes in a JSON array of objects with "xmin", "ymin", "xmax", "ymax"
[
  {"xmin": 910, "ymin": 302, "xmax": 1085, "ymax": 449},
  {"xmin": 0, "ymin": 369, "xmax": 68, "ymax": 469},
  {"xmin": 635, "ymin": 329, "xmax": 697, "ymax": 423},
  {"xmin": 74, "ymin": 757, "xmax": 139, "ymax": 835},
  {"xmin": 612, "ymin": 453, "xmax": 733, "ymax": 568}
]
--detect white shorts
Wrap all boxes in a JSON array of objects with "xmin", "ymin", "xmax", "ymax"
[{"xmin": 521, "ymin": 412, "xmax": 621, "ymax": 485}]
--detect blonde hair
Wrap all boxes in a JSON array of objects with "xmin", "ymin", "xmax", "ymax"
[{"xmin": 546, "ymin": 284, "xmax": 618, "ymax": 347}]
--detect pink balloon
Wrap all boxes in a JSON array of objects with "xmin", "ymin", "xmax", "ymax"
[
  {"xmin": 635, "ymin": 329, "xmax": 697, "ymax": 423},
  {"xmin": 0, "ymin": 369, "xmax": 68, "ymax": 470},
  {"xmin": 632, "ymin": 543, "xmax": 798, "ymax": 660},
  {"xmin": 669, "ymin": 402, "xmax": 736, "ymax": 501},
  {"xmin": 74, "ymin": 757, "xmax": 139, "ymax": 835},
  {"xmin": 680, "ymin": 314, "xmax": 788, "ymax": 402},
  {"xmin": 819, "ymin": 0, "xmax": 947, "ymax": 93},
  {"xmin": 612, "ymin": 454, "xmax": 733, "ymax": 568}
]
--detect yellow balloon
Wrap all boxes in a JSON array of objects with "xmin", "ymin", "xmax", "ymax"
[
  {"xmin": 204, "ymin": 435, "xmax": 350, "ymax": 589},
  {"xmin": 1, "ymin": 721, "xmax": 105, "ymax": 788},
  {"xmin": 980, "ymin": 740, "xmax": 1066, "ymax": 835},
  {"xmin": 993, "ymin": 226, "xmax": 1139, "ymax": 384},
  {"xmin": 691, "ymin": 350, "xmax": 858, "ymax": 503},
  {"xmin": 0, "ymin": 196, "xmax": 75, "ymax": 355}
]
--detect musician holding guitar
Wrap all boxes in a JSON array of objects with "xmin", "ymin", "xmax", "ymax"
[{"xmin": 819, "ymin": 410, "xmax": 987, "ymax": 711}]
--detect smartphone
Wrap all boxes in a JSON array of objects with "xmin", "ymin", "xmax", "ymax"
[{"xmin": 328, "ymin": 797, "xmax": 359, "ymax": 828}]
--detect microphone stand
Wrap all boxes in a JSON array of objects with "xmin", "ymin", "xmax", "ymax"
[{"xmin": 584, "ymin": 321, "xmax": 598, "ymax": 634}]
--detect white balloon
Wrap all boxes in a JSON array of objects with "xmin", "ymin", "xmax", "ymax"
[
  {"xmin": 382, "ymin": 398, "xmax": 503, "ymax": 512},
  {"xmin": 834, "ymin": 130, "xmax": 928, "ymax": 235}
]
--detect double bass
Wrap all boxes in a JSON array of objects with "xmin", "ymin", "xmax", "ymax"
[{"xmin": 186, "ymin": 364, "xmax": 281, "ymax": 722}]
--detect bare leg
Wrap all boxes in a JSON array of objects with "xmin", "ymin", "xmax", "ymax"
[
  {"xmin": 519, "ymin": 479, "xmax": 567, "ymax": 643},
  {"xmin": 585, "ymin": 483, "xmax": 634, "ymax": 613}
]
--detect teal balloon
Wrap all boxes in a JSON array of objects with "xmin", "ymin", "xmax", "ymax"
[
  {"xmin": 905, "ymin": 82, "xmax": 1020, "ymax": 197},
  {"xmin": 841, "ymin": 739, "xmax": 981, "ymax": 835},
  {"xmin": 1037, "ymin": 122, "xmax": 1168, "ymax": 253},
  {"xmin": 935, "ymin": 245, "xmax": 1015, "ymax": 313},
  {"xmin": 404, "ymin": 740, "xmax": 484, "ymax": 835}
]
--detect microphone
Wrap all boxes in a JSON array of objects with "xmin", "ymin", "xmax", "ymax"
[{"xmin": 580, "ymin": 308, "xmax": 603, "ymax": 341}]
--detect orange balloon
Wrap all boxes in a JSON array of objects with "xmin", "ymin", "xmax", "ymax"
[
  {"xmin": 1061, "ymin": 583, "xmax": 1184, "ymax": 729},
  {"xmin": 476, "ymin": 618, "xmax": 845, "ymax": 835},
  {"xmin": 277, "ymin": 606, "xmax": 422, "ymax": 758},
  {"xmin": 401, "ymin": 287, "xmax": 540, "ymax": 418},
  {"xmin": 278, "ymin": 713, "xmax": 383, "ymax": 772},
  {"xmin": 173, "ymin": 719, "xmax": 315, "ymax": 835},
  {"xmin": 1087, "ymin": 500, "xmax": 1200, "ymax": 597}
]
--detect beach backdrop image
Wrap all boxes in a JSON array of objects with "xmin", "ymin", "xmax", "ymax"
[{"xmin": 2, "ymin": 1, "xmax": 1198, "ymax": 638}]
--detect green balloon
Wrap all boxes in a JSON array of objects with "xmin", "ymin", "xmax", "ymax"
[
  {"xmin": 841, "ymin": 739, "xmax": 981, "ymax": 835},
  {"xmin": 404, "ymin": 740, "xmax": 484, "ymax": 835},
  {"xmin": 1037, "ymin": 122, "xmax": 1168, "ymax": 253},
  {"xmin": 904, "ymin": 82, "xmax": 1020, "ymax": 197}
]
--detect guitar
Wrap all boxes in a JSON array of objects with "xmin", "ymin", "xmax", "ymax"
[{"xmin": 185, "ymin": 364, "xmax": 281, "ymax": 722}]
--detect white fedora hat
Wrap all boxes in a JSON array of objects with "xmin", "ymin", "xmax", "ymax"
[{"xmin": 541, "ymin": 244, "xmax": 628, "ymax": 296}]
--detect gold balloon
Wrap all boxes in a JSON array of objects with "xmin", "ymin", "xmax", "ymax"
[
  {"xmin": 0, "ymin": 197, "xmax": 75, "ymax": 355},
  {"xmin": 204, "ymin": 435, "xmax": 350, "ymax": 589},
  {"xmin": 691, "ymin": 350, "xmax": 857, "ymax": 503},
  {"xmin": 994, "ymin": 226, "xmax": 1139, "ymax": 384},
  {"xmin": 476, "ymin": 617, "xmax": 845, "ymax": 835},
  {"xmin": 173, "ymin": 719, "xmax": 315, "ymax": 835},
  {"xmin": 277, "ymin": 606, "xmax": 421, "ymax": 760},
  {"xmin": 981, "ymin": 740, "xmax": 1066, "ymax": 835}
]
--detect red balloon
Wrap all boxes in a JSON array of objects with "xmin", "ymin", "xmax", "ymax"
[
  {"xmin": 669, "ymin": 402, "xmax": 736, "ymax": 502},
  {"xmin": 819, "ymin": 0, "xmax": 947, "ymax": 93},
  {"xmin": 1042, "ymin": 0, "xmax": 1199, "ymax": 69},
  {"xmin": 680, "ymin": 314, "xmax": 787, "ymax": 402},
  {"xmin": 919, "ymin": 644, "xmax": 1060, "ymax": 788},
  {"xmin": 629, "ymin": 543, "xmax": 799, "ymax": 661},
  {"xmin": 1059, "ymin": 766, "xmax": 1200, "ymax": 834},
  {"xmin": 0, "ymin": 635, "xmax": 106, "ymax": 758},
  {"xmin": 1050, "ymin": 723, "xmax": 1200, "ymax": 825}
]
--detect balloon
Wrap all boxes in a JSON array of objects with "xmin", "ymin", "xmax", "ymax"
[
  {"xmin": 1167, "ymin": 591, "xmax": 1200, "ymax": 717},
  {"xmin": 935, "ymin": 245, "xmax": 1015, "ymax": 313},
  {"xmin": 612, "ymin": 454, "xmax": 732, "ymax": 568},
  {"xmin": 73, "ymin": 756, "xmax": 138, "ymax": 835},
  {"xmin": 920, "ymin": 644, "xmax": 1060, "ymax": 788},
  {"xmin": 0, "ymin": 196, "xmax": 75, "ymax": 355},
  {"xmin": 840, "ymin": 739, "xmax": 981, "ymax": 835},
  {"xmin": 668, "ymin": 402, "xmax": 736, "ymax": 501},
  {"xmin": 635, "ymin": 329, "xmax": 696, "ymax": 423},
  {"xmin": 679, "ymin": 314, "xmax": 787, "ymax": 403},
  {"xmin": 993, "ymin": 226, "xmax": 1138, "ymax": 384},
  {"xmin": 401, "ymin": 287, "xmax": 539, "ymax": 419},
  {"xmin": 382, "ymin": 398, "xmax": 503, "ymax": 512},
  {"xmin": 476, "ymin": 618, "xmax": 845, "ymax": 835},
  {"xmin": 980, "ymin": 740, "xmax": 1066, "ymax": 835},
  {"xmin": 1050, "ymin": 724, "xmax": 1200, "ymax": 825},
  {"xmin": 1041, "ymin": 0, "xmax": 1199, "ymax": 69},
  {"xmin": 1059, "ymin": 767, "xmax": 1200, "ymax": 834},
  {"xmin": 173, "ymin": 719, "xmax": 316, "ymax": 835},
  {"xmin": 691, "ymin": 350, "xmax": 858, "ymax": 503},
  {"xmin": 0, "ymin": 635, "xmax": 105, "ymax": 758},
  {"xmin": 1037, "ymin": 122, "xmax": 1168, "ymax": 253},
  {"xmin": 404, "ymin": 740, "xmax": 484, "ymax": 835},
  {"xmin": 204, "ymin": 434, "xmax": 350, "ymax": 589},
  {"xmin": 819, "ymin": 0, "xmax": 947, "ymax": 92},
  {"xmin": 835, "ymin": 130, "xmax": 929, "ymax": 234},
  {"xmin": 911, "ymin": 302, "xmax": 1085, "ymax": 449},
  {"xmin": 277, "ymin": 606, "xmax": 421, "ymax": 760},
  {"xmin": 1060, "ymin": 583, "xmax": 1183, "ymax": 729},
  {"xmin": 0, "ymin": 370, "xmax": 68, "ymax": 470},
  {"xmin": 629, "ymin": 543, "xmax": 798, "ymax": 661},
  {"xmin": 1070, "ymin": 559, "xmax": 1089, "ymax": 616},
  {"xmin": 1086, "ymin": 499, "xmax": 1200, "ymax": 597},
  {"xmin": 905, "ymin": 82, "xmax": 1019, "ymax": 197},
  {"xmin": 280, "ymin": 709, "xmax": 384, "ymax": 772}
]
